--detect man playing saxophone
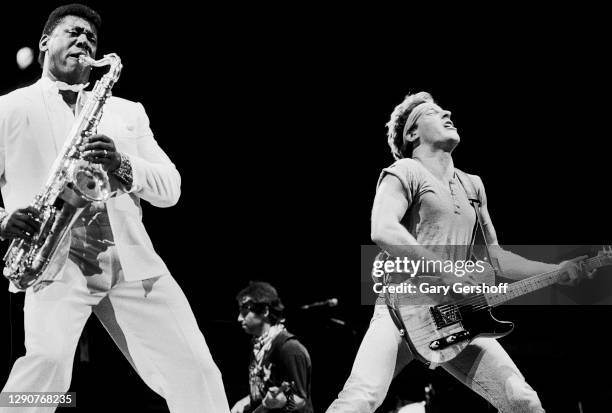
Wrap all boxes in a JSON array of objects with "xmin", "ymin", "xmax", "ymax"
[{"xmin": 0, "ymin": 4, "xmax": 230, "ymax": 412}]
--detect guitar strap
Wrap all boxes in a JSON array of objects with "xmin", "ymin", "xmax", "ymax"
[{"xmin": 454, "ymin": 169, "xmax": 503, "ymax": 277}]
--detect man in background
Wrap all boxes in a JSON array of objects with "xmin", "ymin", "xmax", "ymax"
[{"xmin": 232, "ymin": 281, "xmax": 313, "ymax": 413}]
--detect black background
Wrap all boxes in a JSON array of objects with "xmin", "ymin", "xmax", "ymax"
[{"xmin": 0, "ymin": 2, "xmax": 611, "ymax": 412}]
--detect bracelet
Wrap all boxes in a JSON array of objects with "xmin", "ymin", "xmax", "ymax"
[{"xmin": 112, "ymin": 153, "xmax": 133, "ymax": 188}]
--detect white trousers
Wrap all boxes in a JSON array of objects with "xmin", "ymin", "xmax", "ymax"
[
  {"xmin": 1, "ymin": 251, "xmax": 230, "ymax": 413},
  {"xmin": 327, "ymin": 305, "xmax": 544, "ymax": 413}
]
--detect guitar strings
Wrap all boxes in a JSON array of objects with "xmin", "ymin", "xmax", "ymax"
[{"xmin": 435, "ymin": 254, "xmax": 605, "ymax": 319}]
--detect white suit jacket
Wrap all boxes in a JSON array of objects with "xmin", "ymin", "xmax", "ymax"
[{"xmin": 0, "ymin": 77, "xmax": 180, "ymax": 283}]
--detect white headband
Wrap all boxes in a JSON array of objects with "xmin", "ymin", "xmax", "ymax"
[{"xmin": 402, "ymin": 102, "xmax": 438, "ymax": 140}]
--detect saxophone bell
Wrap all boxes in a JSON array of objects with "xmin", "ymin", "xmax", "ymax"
[{"xmin": 71, "ymin": 159, "xmax": 111, "ymax": 202}]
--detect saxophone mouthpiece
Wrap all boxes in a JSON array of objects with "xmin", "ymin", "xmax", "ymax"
[
  {"xmin": 78, "ymin": 55, "xmax": 95, "ymax": 66},
  {"xmin": 78, "ymin": 53, "xmax": 121, "ymax": 68}
]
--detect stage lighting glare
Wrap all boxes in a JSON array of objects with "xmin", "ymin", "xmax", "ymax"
[{"xmin": 16, "ymin": 47, "xmax": 34, "ymax": 70}]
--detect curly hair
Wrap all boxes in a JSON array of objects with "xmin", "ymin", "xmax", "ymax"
[
  {"xmin": 236, "ymin": 281, "xmax": 285, "ymax": 325},
  {"xmin": 385, "ymin": 91, "xmax": 434, "ymax": 160},
  {"xmin": 38, "ymin": 3, "xmax": 102, "ymax": 67}
]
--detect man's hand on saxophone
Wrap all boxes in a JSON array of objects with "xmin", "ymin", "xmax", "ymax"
[
  {"xmin": 0, "ymin": 206, "xmax": 42, "ymax": 240},
  {"xmin": 80, "ymin": 134, "xmax": 121, "ymax": 172}
]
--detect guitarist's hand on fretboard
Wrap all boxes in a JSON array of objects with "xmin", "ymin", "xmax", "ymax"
[{"xmin": 558, "ymin": 255, "xmax": 594, "ymax": 286}]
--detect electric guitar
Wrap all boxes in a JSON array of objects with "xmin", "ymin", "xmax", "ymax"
[{"xmin": 387, "ymin": 247, "xmax": 612, "ymax": 365}]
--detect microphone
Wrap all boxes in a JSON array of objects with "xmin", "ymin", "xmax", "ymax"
[{"xmin": 300, "ymin": 298, "xmax": 339, "ymax": 310}]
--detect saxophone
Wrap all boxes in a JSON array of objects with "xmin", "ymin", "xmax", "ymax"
[{"xmin": 3, "ymin": 53, "xmax": 123, "ymax": 291}]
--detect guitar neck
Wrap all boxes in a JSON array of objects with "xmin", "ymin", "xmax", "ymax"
[{"xmin": 485, "ymin": 255, "xmax": 604, "ymax": 306}]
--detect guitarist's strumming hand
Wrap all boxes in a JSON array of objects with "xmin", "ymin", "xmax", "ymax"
[
  {"xmin": 262, "ymin": 386, "xmax": 288, "ymax": 409},
  {"xmin": 558, "ymin": 255, "xmax": 596, "ymax": 286},
  {"xmin": 438, "ymin": 264, "xmax": 489, "ymax": 292},
  {"xmin": 441, "ymin": 270, "xmax": 479, "ymax": 287}
]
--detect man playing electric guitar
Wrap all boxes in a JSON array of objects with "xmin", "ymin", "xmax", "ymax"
[
  {"xmin": 232, "ymin": 282, "xmax": 313, "ymax": 413},
  {"xmin": 326, "ymin": 91, "xmax": 592, "ymax": 413}
]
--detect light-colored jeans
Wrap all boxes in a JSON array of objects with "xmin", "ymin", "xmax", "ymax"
[{"xmin": 327, "ymin": 305, "xmax": 544, "ymax": 413}]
